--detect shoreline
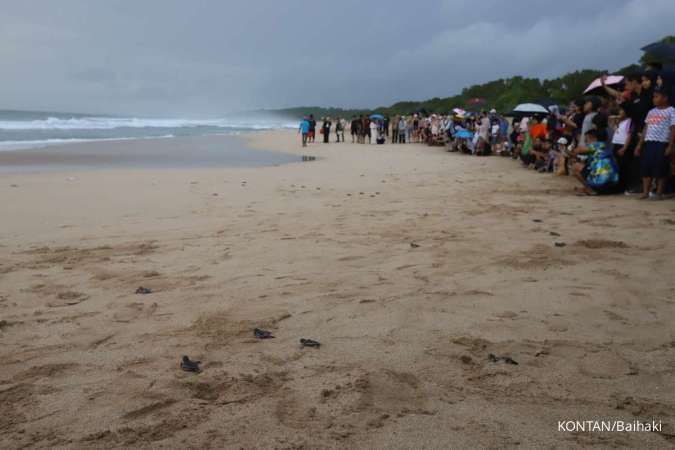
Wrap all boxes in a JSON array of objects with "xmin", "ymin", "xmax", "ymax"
[
  {"xmin": 0, "ymin": 131, "xmax": 300, "ymax": 173},
  {"xmin": 1, "ymin": 130, "xmax": 674, "ymax": 448}
]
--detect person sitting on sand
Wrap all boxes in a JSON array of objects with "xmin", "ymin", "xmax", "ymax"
[
  {"xmin": 519, "ymin": 124, "xmax": 535, "ymax": 166},
  {"xmin": 553, "ymin": 137, "xmax": 569, "ymax": 175},
  {"xmin": 572, "ymin": 129, "xmax": 619, "ymax": 195},
  {"xmin": 529, "ymin": 117, "xmax": 547, "ymax": 140},
  {"xmin": 533, "ymin": 138, "xmax": 553, "ymax": 172}
]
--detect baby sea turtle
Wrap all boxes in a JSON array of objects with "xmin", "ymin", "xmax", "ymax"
[
  {"xmin": 180, "ymin": 356, "xmax": 201, "ymax": 373},
  {"xmin": 300, "ymin": 338, "xmax": 321, "ymax": 348},
  {"xmin": 254, "ymin": 328, "xmax": 275, "ymax": 339}
]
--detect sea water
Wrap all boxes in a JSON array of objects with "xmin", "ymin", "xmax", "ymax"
[{"xmin": 0, "ymin": 110, "xmax": 301, "ymax": 171}]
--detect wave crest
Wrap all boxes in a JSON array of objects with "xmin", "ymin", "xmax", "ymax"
[{"xmin": 0, "ymin": 116, "xmax": 296, "ymax": 131}]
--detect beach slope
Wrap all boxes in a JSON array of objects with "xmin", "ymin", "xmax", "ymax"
[{"xmin": 1, "ymin": 131, "xmax": 674, "ymax": 448}]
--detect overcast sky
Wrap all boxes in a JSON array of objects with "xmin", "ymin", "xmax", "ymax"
[{"xmin": 1, "ymin": 0, "xmax": 674, "ymax": 116}]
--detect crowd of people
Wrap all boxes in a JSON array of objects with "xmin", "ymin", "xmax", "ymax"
[{"xmin": 299, "ymin": 67, "xmax": 675, "ymax": 198}]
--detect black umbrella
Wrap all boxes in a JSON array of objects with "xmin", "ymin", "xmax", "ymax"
[
  {"xmin": 534, "ymin": 98, "xmax": 558, "ymax": 109},
  {"xmin": 641, "ymin": 41, "xmax": 675, "ymax": 63}
]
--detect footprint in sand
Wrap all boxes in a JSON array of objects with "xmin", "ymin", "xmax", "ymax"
[
  {"xmin": 546, "ymin": 321, "xmax": 569, "ymax": 333},
  {"xmin": 496, "ymin": 311, "xmax": 518, "ymax": 319},
  {"xmin": 112, "ymin": 302, "xmax": 157, "ymax": 322},
  {"xmin": 47, "ymin": 291, "xmax": 89, "ymax": 307},
  {"xmin": 579, "ymin": 352, "xmax": 630, "ymax": 378},
  {"xmin": 576, "ymin": 239, "xmax": 629, "ymax": 249}
]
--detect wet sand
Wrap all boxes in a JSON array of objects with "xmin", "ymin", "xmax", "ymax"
[
  {"xmin": 1, "ymin": 130, "xmax": 674, "ymax": 448},
  {"xmin": 0, "ymin": 134, "xmax": 298, "ymax": 172}
]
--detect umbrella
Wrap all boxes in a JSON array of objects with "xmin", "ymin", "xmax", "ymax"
[
  {"xmin": 511, "ymin": 103, "xmax": 549, "ymax": 115},
  {"xmin": 642, "ymin": 41, "xmax": 675, "ymax": 63},
  {"xmin": 369, "ymin": 113, "xmax": 384, "ymax": 120},
  {"xmin": 583, "ymin": 75, "xmax": 624, "ymax": 94}
]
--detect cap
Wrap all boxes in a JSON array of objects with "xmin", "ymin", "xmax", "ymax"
[{"xmin": 557, "ymin": 137, "xmax": 568, "ymax": 145}]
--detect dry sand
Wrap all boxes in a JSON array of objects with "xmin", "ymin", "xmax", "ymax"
[{"xmin": 1, "ymin": 130, "xmax": 674, "ymax": 449}]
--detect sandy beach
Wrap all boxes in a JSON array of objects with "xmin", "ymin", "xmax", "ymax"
[{"xmin": 1, "ymin": 130, "xmax": 674, "ymax": 449}]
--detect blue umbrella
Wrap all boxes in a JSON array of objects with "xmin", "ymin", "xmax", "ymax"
[{"xmin": 370, "ymin": 113, "xmax": 384, "ymax": 120}]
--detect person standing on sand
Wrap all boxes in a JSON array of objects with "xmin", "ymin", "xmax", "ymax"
[
  {"xmin": 406, "ymin": 116, "xmax": 414, "ymax": 143},
  {"xmin": 392, "ymin": 115, "xmax": 399, "ymax": 143},
  {"xmin": 335, "ymin": 117, "xmax": 345, "ymax": 143},
  {"xmin": 308, "ymin": 114, "xmax": 316, "ymax": 143},
  {"xmin": 369, "ymin": 120, "xmax": 378, "ymax": 144},
  {"xmin": 351, "ymin": 116, "xmax": 360, "ymax": 143},
  {"xmin": 635, "ymin": 88, "xmax": 675, "ymax": 200},
  {"xmin": 398, "ymin": 116, "xmax": 407, "ymax": 143},
  {"xmin": 299, "ymin": 116, "xmax": 310, "ymax": 147},
  {"xmin": 363, "ymin": 116, "xmax": 371, "ymax": 144},
  {"xmin": 322, "ymin": 117, "xmax": 331, "ymax": 143}
]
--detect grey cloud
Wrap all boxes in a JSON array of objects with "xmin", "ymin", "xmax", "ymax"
[{"xmin": 0, "ymin": 0, "xmax": 673, "ymax": 115}]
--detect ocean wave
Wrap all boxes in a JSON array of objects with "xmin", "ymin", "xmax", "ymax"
[{"xmin": 0, "ymin": 116, "xmax": 297, "ymax": 131}]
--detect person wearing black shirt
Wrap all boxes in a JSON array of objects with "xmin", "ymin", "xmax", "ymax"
[
  {"xmin": 626, "ymin": 75, "xmax": 653, "ymax": 193},
  {"xmin": 321, "ymin": 118, "xmax": 331, "ymax": 143},
  {"xmin": 603, "ymin": 72, "xmax": 652, "ymax": 194},
  {"xmin": 561, "ymin": 99, "xmax": 584, "ymax": 144},
  {"xmin": 350, "ymin": 116, "xmax": 360, "ymax": 143}
]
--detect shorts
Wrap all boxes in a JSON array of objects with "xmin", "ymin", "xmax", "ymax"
[
  {"xmin": 641, "ymin": 141, "xmax": 669, "ymax": 178},
  {"xmin": 308, "ymin": 131, "xmax": 315, "ymax": 139}
]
